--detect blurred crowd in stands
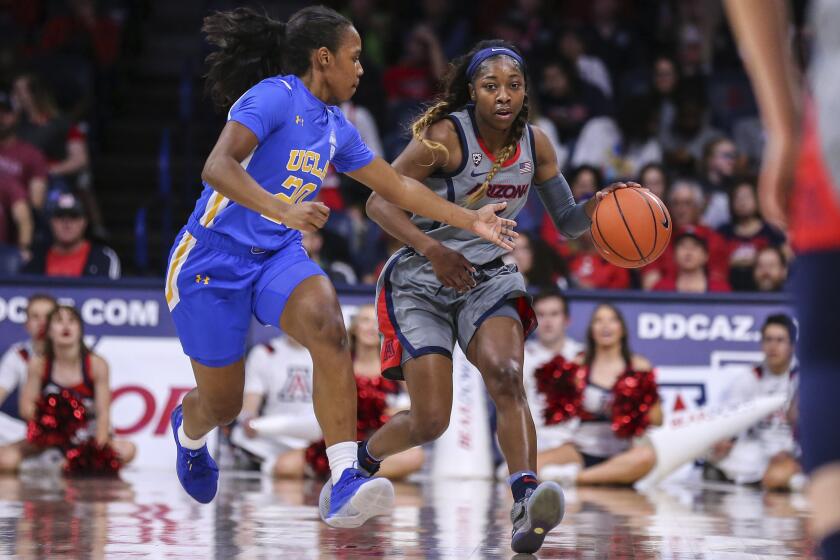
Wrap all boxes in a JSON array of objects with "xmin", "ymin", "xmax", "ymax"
[{"xmin": 0, "ymin": 0, "xmax": 805, "ymax": 293}]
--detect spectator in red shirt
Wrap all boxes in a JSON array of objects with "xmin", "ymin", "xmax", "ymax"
[
  {"xmin": 753, "ymin": 246, "xmax": 789, "ymax": 293},
  {"xmin": 717, "ymin": 179, "xmax": 786, "ymax": 291},
  {"xmin": 653, "ymin": 229, "xmax": 731, "ymax": 293},
  {"xmin": 22, "ymin": 192, "xmax": 119, "ymax": 279},
  {"xmin": 39, "ymin": 0, "xmax": 121, "ymax": 69},
  {"xmin": 641, "ymin": 179, "xmax": 730, "ymax": 289},
  {"xmin": 567, "ymin": 232, "xmax": 631, "ymax": 290},
  {"xmin": 0, "ymin": 92, "xmax": 48, "ymax": 211},
  {"xmin": 383, "ymin": 24, "xmax": 447, "ymax": 105},
  {"xmin": 0, "ymin": 176, "xmax": 33, "ymax": 266}
]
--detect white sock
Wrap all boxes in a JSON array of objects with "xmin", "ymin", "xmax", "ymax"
[
  {"xmin": 178, "ymin": 424, "xmax": 207, "ymax": 450},
  {"xmin": 326, "ymin": 441, "xmax": 358, "ymax": 485}
]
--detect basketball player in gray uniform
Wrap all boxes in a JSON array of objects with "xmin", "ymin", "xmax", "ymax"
[{"xmin": 355, "ymin": 41, "xmax": 639, "ymax": 554}]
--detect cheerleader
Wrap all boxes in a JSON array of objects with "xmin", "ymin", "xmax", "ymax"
[
  {"xmin": 538, "ymin": 303, "xmax": 662, "ymax": 485},
  {"xmin": 0, "ymin": 305, "xmax": 135, "ymax": 473}
]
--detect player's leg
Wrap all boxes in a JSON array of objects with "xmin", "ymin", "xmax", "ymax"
[
  {"xmin": 364, "ymin": 354, "xmax": 454, "ymax": 460},
  {"xmin": 165, "ymin": 238, "xmax": 255, "ymax": 504},
  {"xmin": 795, "ymin": 250, "xmax": 840, "ymax": 555},
  {"xmin": 258, "ymin": 261, "xmax": 393, "ymax": 528},
  {"xmin": 278, "ymin": 275, "xmax": 357, "ymax": 452},
  {"xmin": 467, "ymin": 315, "xmax": 535, "ymax": 475},
  {"xmin": 361, "ymin": 252, "xmax": 457, "ymax": 474},
  {"xmin": 467, "ymin": 310, "xmax": 564, "ymax": 554}
]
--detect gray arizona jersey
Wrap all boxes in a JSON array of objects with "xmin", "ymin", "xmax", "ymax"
[{"xmin": 410, "ymin": 108, "xmax": 536, "ymax": 265}]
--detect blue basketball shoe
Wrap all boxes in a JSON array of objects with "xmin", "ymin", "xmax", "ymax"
[
  {"xmin": 171, "ymin": 404, "xmax": 219, "ymax": 504},
  {"xmin": 318, "ymin": 467, "xmax": 394, "ymax": 528}
]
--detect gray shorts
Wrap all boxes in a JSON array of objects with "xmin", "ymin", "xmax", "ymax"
[{"xmin": 375, "ymin": 248, "xmax": 536, "ymax": 380}]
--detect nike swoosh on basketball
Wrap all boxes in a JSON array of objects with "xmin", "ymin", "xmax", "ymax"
[{"xmin": 470, "ymin": 170, "xmax": 489, "ymax": 177}]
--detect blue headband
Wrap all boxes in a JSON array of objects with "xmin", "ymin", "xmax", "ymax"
[{"xmin": 466, "ymin": 47, "xmax": 524, "ymax": 80}]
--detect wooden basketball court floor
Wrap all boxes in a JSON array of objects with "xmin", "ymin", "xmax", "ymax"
[{"xmin": 0, "ymin": 470, "xmax": 816, "ymax": 559}]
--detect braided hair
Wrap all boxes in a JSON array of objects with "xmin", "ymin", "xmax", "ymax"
[
  {"xmin": 203, "ymin": 6, "xmax": 353, "ymax": 110},
  {"xmin": 410, "ymin": 40, "xmax": 529, "ymax": 206}
]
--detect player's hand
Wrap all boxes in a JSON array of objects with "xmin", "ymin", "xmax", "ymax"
[
  {"xmin": 426, "ymin": 243, "xmax": 476, "ymax": 292},
  {"xmin": 757, "ymin": 136, "xmax": 794, "ymax": 231},
  {"xmin": 277, "ymin": 201, "xmax": 330, "ymax": 232},
  {"xmin": 595, "ymin": 181, "xmax": 644, "ymax": 202},
  {"xmin": 471, "ymin": 202, "xmax": 518, "ymax": 251}
]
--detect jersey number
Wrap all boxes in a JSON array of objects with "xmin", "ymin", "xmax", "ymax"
[{"xmin": 262, "ymin": 175, "xmax": 317, "ymax": 225}]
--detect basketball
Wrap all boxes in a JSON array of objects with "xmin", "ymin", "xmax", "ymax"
[{"xmin": 590, "ymin": 188, "xmax": 672, "ymax": 269}]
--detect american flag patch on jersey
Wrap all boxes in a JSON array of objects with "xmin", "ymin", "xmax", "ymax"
[{"xmin": 519, "ymin": 161, "xmax": 533, "ymax": 173}]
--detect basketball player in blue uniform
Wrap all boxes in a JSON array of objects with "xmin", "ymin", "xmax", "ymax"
[
  {"xmin": 725, "ymin": 1, "xmax": 840, "ymax": 558},
  {"xmin": 165, "ymin": 6, "xmax": 516, "ymax": 528}
]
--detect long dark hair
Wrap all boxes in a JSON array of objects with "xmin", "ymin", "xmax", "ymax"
[
  {"xmin": 44, "ymin": 305, "xmax": 90, "ymax": 362},
  {"xmin": 584, "ymin": 303, "xmax": 633, "ymax": 368},
  {"xmin": 203, "ymin": 5, "xmax": 353, "ymax": 109},
  {"xmin": 411, "ymin": 40, "xmax": 529, "ymax": 205}
]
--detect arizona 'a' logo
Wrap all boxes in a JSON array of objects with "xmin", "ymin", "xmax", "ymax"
[
  {"xmin": 383, "ymin": 340, "xmax": 395, "ymax": 361},
  {"xmin": 472, "ymin": 152, "xmax": 483, "ymax": 166}
]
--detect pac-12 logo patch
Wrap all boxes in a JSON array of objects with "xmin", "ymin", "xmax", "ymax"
[{"xmin": 472, "ymin": 152, "xmax": 483, "ymax": 166}]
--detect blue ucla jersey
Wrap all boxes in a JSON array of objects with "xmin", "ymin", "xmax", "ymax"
[{"xmin": 187, "ymin": 74, "xmax": 375, "ymax": 250}]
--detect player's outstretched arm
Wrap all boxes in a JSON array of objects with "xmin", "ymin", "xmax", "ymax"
[
  {"xmin": 723, "ymin": 0, "xmax": 801, "ymax": 230},
  {"xmin": 202, "ymin": 121, "xmax": 329, "ymax": 232},
  {"xmin": 349, "ymin": 157, "xmax": 518, "ymax": 251}
]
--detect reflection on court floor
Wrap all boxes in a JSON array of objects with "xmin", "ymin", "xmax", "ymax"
[{"xmin": 0, "ymin": 471, "xmax": 815, "ymax": 559}]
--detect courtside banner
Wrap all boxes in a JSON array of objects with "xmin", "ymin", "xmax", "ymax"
[{"xmin": 0, "ymin": 279, "xmax": 794, "ymax": 466}]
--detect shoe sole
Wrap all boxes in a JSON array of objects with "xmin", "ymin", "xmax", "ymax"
[
  {"xmin": 511, "ymin": 482, "xmax": 565, "ymax": 554},
  {"xmin": 324, "ymin": 477, "xmax": 395, "ymax": 529}
]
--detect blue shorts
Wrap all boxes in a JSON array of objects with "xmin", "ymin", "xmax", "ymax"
[{"xmin": 164, "ymin": 217, "xmax": 326, "ymax": 367}]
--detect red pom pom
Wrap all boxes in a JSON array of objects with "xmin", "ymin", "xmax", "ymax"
[
  {"xmin": 26, "ymin": 390, "xmax": 88, "ymax": 449},
  {"xmin": 534, "ymin": 356, "xmax": 586, "ymax": 424},
  {"xmin": 611, "ymin": 369, "xmax": 659, "ymax": 438},
  {"xmin": 304, "ymin": 440, "xmax": 330, "ymax": 479},
  {"xmin": 63, "ymin": 439, "xmax": 122, "ymax": 477}
]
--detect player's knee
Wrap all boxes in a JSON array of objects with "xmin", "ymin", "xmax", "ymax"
[
  {"xmin": 204, "ymin": 398, "xmax": 242, "ymax": 426},
  {"xmin": 307, "ymin": 312, "xmax": 349, "ymax": 351},
  {"xmin": 483, "ymin": 360, "xmax": 526, "ymax": 404},
  {"xmin": 410, "ymin": 410, "xmax": 450, "ymax": 443}
]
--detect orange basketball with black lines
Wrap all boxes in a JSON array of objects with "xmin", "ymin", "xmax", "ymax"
[{"xmin": 590, "ymin": 189, "xmax": 672, "ymax": 269}]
